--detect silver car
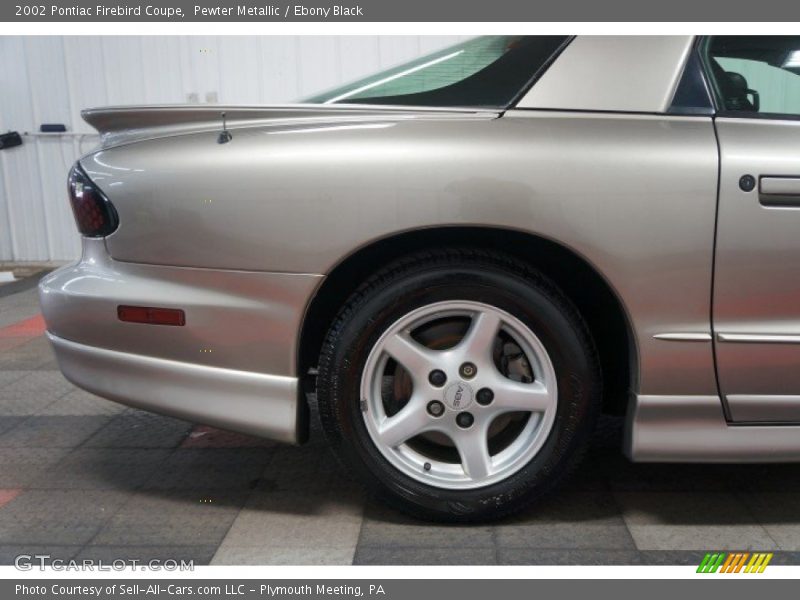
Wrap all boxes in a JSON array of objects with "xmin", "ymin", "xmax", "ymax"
[{"xmin": 38, "ymin": 35, "xmax": 800, "ymax": 521}]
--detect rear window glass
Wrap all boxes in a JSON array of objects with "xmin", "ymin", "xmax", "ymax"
[{"xmin": 305, "ymin": 36, "xmax": 569, "ymax": 109}]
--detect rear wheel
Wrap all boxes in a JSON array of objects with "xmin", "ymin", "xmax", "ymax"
[{"xmin": 317, "ymin": 249, "xmax": 600, "ymax": 521}]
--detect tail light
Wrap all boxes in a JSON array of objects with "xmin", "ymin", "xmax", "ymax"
[{"xmin": 67, "ymin": 164, "xmax": 119, "ymax": 237}]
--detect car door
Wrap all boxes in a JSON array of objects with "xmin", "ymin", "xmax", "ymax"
[{"xmin": 705, "ymin": 36, "xmax": 800, "ymax": 422}]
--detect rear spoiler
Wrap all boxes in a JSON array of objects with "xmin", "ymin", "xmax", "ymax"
[{"xmin": 81, "ymin": 104, "xmax": 498, "ymax": 149}]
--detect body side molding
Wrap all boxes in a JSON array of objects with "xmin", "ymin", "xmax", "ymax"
[
  {"xmin": 717, "ymin": 333, "xmax": 800, "ymax": 344},
  {"xmin": 653, "ymin": 333, "xmax": 712, "ymax": 341}
]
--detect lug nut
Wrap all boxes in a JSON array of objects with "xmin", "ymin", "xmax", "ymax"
[
  {"xmin": 428, "ymin": 369, "xmax": 447, "ymax": 387},
  {"xmin": 459, "ymin": 362, "xmax": 477, "ymax": 379},
  {"xmin": 427, "ymin": 400, "xmax": 445, "ymax": 417},
  {"xmin": 456, "ymin": 412, "xmax": 474, "ymax": 428},
  {"xmin": 476, "ymin": 388, "xmax": 494, "ymax": 406}
]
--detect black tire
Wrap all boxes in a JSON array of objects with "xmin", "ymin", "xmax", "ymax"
[{"xmin": 317, "ymin": 248, "xmax": 601, "ymax": 522}]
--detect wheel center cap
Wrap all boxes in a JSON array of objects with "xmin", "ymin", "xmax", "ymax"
[{"xmin": 443, "ymin": 381, "xmax": 474, "ymax": 410}]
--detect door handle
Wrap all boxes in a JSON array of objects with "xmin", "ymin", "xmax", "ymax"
[{"xmin": 759, "ymin": 176, "xmax": 800, "ymax": 207}]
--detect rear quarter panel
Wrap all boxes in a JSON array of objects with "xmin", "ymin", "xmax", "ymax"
[{"xmin": 82, "ymin": 111, "xmax": 720, "ymax": 396}]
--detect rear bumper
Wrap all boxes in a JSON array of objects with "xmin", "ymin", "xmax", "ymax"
[
  {"xmin": 48, "ymin": 332, "xmax": 302, "ymax": 443},
  {"xmin": 38, "ymin": 238, "xmax": 322, "ymax": 444}
]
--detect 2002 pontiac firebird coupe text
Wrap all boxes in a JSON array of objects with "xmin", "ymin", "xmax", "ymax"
[{"xmin": 39, "ymin": 35, "xmax": 800, "ymax": 520}]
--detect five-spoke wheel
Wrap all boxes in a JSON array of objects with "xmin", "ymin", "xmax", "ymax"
[{"xmin": 361, "ymin": 301, "xmax": 557, "ymax": 489}]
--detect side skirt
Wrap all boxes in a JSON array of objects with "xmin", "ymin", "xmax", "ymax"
[{"xmin": 625, "ymin": 394, "xmax": 800, "ymax": 462}]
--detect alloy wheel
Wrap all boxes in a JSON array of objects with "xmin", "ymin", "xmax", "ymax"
[{"xmin": 360, "ymin": 300, "xmax": 558, "ymax": 490}]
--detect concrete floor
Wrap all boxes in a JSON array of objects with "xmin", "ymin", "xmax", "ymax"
[{"xmin": 1, "ymin": 278, "xmax": 800, "ymax": 566}]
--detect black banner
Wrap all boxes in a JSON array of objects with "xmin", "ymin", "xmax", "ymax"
[
  {"xmin": 6, "ymin": 579, "xmax": 800, "ymax": 600},
  {"xmin": 3, "ymin": 0, "xmax": 800, "ymax": 22}
]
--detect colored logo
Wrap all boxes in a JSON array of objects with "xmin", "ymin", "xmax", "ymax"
[{"xmin": 697, "ymin": 552, "xmax": 773, "ymax": 573}]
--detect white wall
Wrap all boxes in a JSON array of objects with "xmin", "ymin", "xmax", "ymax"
[{"xmin": 0, "ymin": 35, "xmax": 467, "ymax": 263}]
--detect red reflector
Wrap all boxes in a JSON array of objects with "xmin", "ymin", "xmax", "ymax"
[{"xmin": 117, "ymin": 305, "xmax": 185, "ymax": 326}]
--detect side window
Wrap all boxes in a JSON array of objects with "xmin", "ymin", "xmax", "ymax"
[{"xmin": 703, "ymin": 36, "xmax": 800, "ymax": 117}]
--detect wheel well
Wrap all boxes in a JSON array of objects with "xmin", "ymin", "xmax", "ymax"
[{"xmin": 298, "ymin": 227, "xmax": 636, "ymax": 417}]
